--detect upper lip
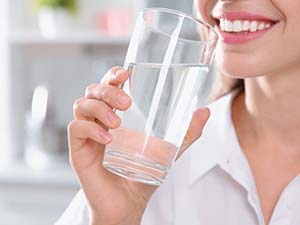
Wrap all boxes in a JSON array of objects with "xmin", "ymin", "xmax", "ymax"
[{"xmin": 212, "ymin": 11, "xmax": 279, "ymax": 23}]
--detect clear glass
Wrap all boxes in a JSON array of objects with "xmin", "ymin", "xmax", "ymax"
[{"xmin": 103, "ymin": 8, "xmax": 218, "ymax": 185}]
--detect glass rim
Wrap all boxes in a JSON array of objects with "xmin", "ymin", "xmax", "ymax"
[{"xmin": 140, "ymin": 7, "xmax": 218, "ymax": 42}]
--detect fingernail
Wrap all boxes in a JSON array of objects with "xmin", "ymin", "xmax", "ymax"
[
  {"xmin": 117, "ymin": 93, "xmax": 130, "ymax": 105},
  {"xmin": 111, "ymin": 70, "xmax": 124, "ymax": 79},
  {"xmin": 116, "ymin": 70, "xmax": 124, "ymax": 76},
  {"xmin": 107, "ymin": 111, "xmax": 118, "ymax": 124},
  {"xmin": 100, "ymin": 131, "xmax": 112, "ymax": 142}
]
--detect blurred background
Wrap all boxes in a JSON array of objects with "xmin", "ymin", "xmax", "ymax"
[{"xmin": 0, "ymin": 0, "xmax": 194, "ymax": 224}]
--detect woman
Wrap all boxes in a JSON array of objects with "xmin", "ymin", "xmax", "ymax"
[{"xmin": 56, "ymin": 0, "xmax": 300, "ymax": 224}]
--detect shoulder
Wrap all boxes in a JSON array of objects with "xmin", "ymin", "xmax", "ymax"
[{"xmin": 142, "ymin": 91, "xmax": 240, "ymax": 224}]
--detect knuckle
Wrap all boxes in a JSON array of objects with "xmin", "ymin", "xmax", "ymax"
[
  {"xmin": 86, "ymin": 84, "xmax": 107, "ymax": 100},
  {"xmin": 99, "ymin": 103, "xmax": 111, "ymax": 116},
  {"xmin": 110, "ymin": 65, "xmax": 123, "ymax": 74},
  {"xmin": 73, "ymin": 98, "xmax": 85, "ymax": 111},
  {"xmin": 100, "ymin": 74, "xmax": 108, "ymax": 84},
  {"xmin": 101, "ymin": 66, "xmax": 122, "ymax": 84},
  {"xmin": 67, "ymin": 120, "xmax": 77, "ymax": 133},
  {"xmin": 98, "ymin": 86, "xmax": 108, "ymax": 100},
  {"xmin": 85, "ymin": 83, "xmax": 98, "ymax": 96},
  {"xmin": 101, "ymin": 85, "xmax": 115, "ymax": 103},
  {"xmin": 96, "ymin": 99, "xmax": 110, "ymax": 111}
]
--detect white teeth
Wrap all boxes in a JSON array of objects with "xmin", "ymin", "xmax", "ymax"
[
  {"xmin": 233, "ymin": 20, "xmax": 242, "ymax": 32},
  {"xmin": 220, "ymin": 18, "xmax": 225, "ymax": 30},
  {"xmin": 242, "ymin": 21, "xmax": 250, "ymax": 31},
  {"xmin": 258, "ymin": 23, "xmax": 265, "ymax": 30},
  {"xmin": 224, "ymin": 20, "xmax": 233, "ymax": 32},
  {"xmin": 219, "ymin": 19, "xmax": 272, "ymax": 33},
  {"xmin": 250, "ymin": 21, "xmax": 258, "ymax": 32}
]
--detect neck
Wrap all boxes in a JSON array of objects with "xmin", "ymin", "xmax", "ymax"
[{"xmin": 233, "ymin": 65, "xmax": 300, "ymax": 161}]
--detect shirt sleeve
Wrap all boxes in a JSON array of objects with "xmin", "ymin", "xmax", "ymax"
[{"xmin": 54, "ymin": 190, "xmax": 90, "ymax": 225}]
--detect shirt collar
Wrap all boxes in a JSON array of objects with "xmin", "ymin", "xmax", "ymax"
[{"xmin": 188, "ymin": 90, "xmax": 240, "ymax": 186}]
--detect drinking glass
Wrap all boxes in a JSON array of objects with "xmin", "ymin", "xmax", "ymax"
[{"xmin": 103, "ymin": 8, "xmax": 218, "ymax": 185}]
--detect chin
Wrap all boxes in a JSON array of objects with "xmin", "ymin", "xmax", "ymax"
[{"xmin": 216, "ymin": 50, "xmax": 264, "ymax": 79}]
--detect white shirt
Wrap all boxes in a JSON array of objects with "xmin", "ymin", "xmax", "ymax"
[{"xmin": 55, "ymin": 91, "xmax": 300, "ymax": 225}]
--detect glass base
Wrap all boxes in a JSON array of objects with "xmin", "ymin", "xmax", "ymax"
[{"xmin": 103, "ymin": 150, "xmax": 169, "ymax": 186}]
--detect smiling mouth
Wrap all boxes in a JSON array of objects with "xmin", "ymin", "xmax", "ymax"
[
  {"xmin": 212, "ymin": 12, "xmax": 279, "ymax": 44},
  {"xmin": 218, "ymin": 19, "xmax": 276, "ymax": 33}
]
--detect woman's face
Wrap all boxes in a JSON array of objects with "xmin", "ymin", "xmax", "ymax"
[{"xmin": 196, "ymin": 0, "xmax": 300, "ymax": 78}]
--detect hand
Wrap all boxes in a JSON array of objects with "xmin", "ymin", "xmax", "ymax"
[{"xmin": 68, "ymin": 66, "xmax": 210, "ymax": 225}]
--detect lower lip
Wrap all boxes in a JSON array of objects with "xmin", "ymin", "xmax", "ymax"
[{"xmin": 216, "ymin": 25, "xmax": 274, "ymax": 44}]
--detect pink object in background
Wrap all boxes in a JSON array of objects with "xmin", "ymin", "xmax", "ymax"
[{"xmin": 96, "ymin": 8, "xmax": 133, "ymax": 37}]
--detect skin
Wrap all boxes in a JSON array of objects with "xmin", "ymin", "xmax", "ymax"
[
  {"xmin": 68, "ymin": 66, "xmax": 210, "ymax": 225},
  {"xmin": 68, "ymin": 0, "xmax": 300, "ymax": 225},
  {"xmin": 197, "ymin": 0, "xmax": 300, "ymax": 224}
]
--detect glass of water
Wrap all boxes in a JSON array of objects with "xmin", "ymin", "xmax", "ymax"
[{"xmin": 103, "ymin": 8, "xmax": 218, "ymax": 185}]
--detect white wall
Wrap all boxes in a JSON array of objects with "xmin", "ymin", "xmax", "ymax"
[{"xmin": 0, "ymin": 0, "xmax": 14, "ymax": 163}]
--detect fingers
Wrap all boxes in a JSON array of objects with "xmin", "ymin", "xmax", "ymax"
[
  {"xmin": 70, "ymin": 66, "xmax": 131, "ymax": 150},
  {"xmin": 68, "ymin": 120, "xmax": 110, "ymax": 172},
  {"xmin": 68, "ymin": 120, "xmax": 112, "ymax": 151},
  {"xmin": 73, "ymin": 98, "xmax": 121, "ymax": 129},
  {"xmin": 101, "ymin": 66, "xmax": 129, "ymax": 86},
  {"xmin": 85, "ymin": 83, "xmax": 131, "ymax": 111},
  {"xmin": 84, "ymin": 66, "xmax": 131, "ymax": 111},
  {"xmin": 68, "ymin": 66, "xmax": 131, "ymax": 173}
]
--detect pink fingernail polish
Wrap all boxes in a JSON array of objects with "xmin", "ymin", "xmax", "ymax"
[
  {"xmin": 112, "ymin": 70, "xmax": 123, "ymax": 79},
  {"xmin": 108, "ymin": 111, "xmax": 120, "ymax": 124},
  {"xmin": 117, "ymin": 93, "xmax": 130, "ymax": 104},
  {"xmin": 100, "ymin": 132, "xmax": 112, "ymax": 142}
]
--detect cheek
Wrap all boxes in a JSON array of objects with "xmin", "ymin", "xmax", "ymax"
[
  {"xmin": 195, "ymin": 0, "xmax": 217, "ymax": 24},
  {"xmin": 216, "ymin": 48, "xmax": 267, "ymax": 78},
  {"xmin": 216, "ymin": 1, "xmax": 300, "ymax": 78},
  {"xmin": 215, "ymin": 37, "xmax": 277, "ymax": 78},
  {"xmin": 216, "ymin": 24, "xmax": 300, "ymax": 78}
]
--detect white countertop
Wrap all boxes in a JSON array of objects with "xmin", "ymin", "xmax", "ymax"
[{"xmin": 0, "ymin": 161, "xmax": 79, "ymax": 187}]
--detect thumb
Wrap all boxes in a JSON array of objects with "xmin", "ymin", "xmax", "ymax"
[{"xmin": 177, "ymin": 107, "xmax": 210, "ymax": 159}]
